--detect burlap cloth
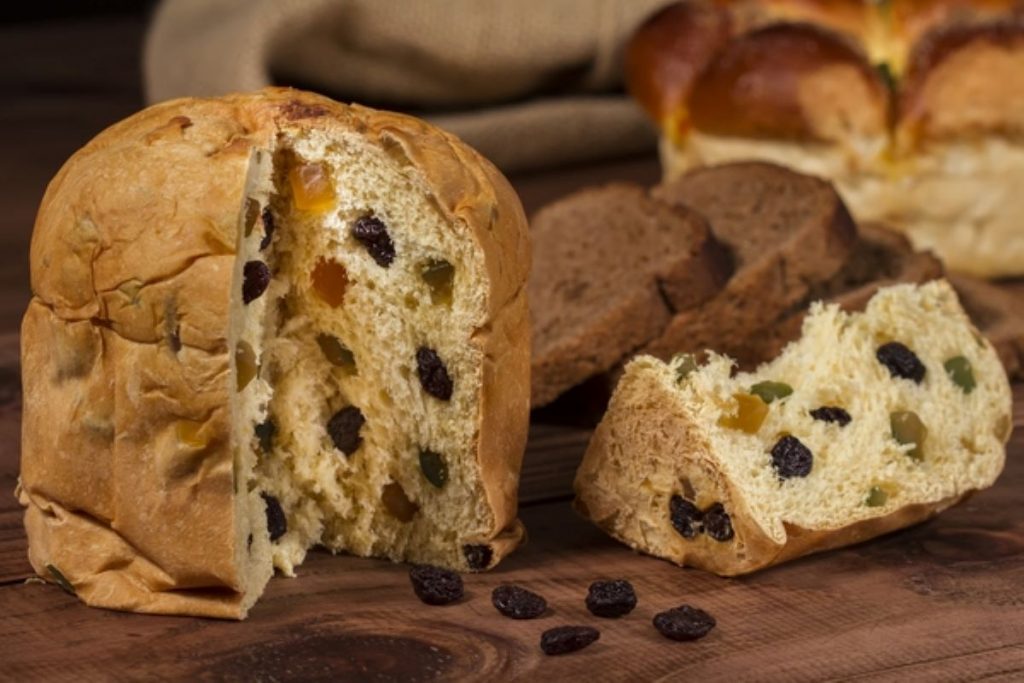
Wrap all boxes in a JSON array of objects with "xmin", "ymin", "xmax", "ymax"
[{"xmin": 145, "ymin": 0, "xmax": 671, "ymax": 172}]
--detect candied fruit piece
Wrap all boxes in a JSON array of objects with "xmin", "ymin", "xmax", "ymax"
[
  {"xmin": 235, "ymin": 341, "xmax": 258, "ymax": 391},
  {"xmin": 175, "ymin": 420, "xmax": 206, "ymax": 448},
  {"xmin": 311, "ymin": 259, "xmax": 349, "ymax": 308},
  {"xmin": 327, "ymin": 406, "xmax": 365, "ymax": 456},
  {"xmin": 877, "ymin": 342, "xmax": 926, "ymax": 383},
  {"xmin": 944, "ymin": 356, "xmax": 976, "ymax": 394},
  {"xmin": 669, "ymin": 495, "xmax": 702, "ymax": 539},
  {"xmin": 242, "ymin": 261, "xmax": 271, "ymax": 304},
  {"xmin": 540, "ymin": 626, "xmax": 600, "ymax": 656},
  {"xmin": 653, "ymin": 605, "xmax": 716, "ymax": 642},
  {"xmin": 352, "ymin": 215, "xmax": 396, "ymax": 268},
  {"xmin": 416, "ymin": 347, "xmax": 453, "ymax": 400},
  {"xmin": 492, "ymin": 585, "xmax": 547, "ymax": 619},
  {"xmin": 866, "ymin": 486, "xmax": 888, "ymax": 507},
  {"xmin": 419, "ymin": 449, "xmax": 448, "ymax": 488},
  {"xmin": 316, "ymin": 334, "xmax": 356, "ymax": 373},
  {"xmin": 381, "ymin": 481, "xmax": 419, "ymax": 523},
  {"xmin": 254, "ymin": 418, "xmax": 276, "ymax": 454},
  {"xmin": 409, "ymin": 565, "xmax": 463, "ymax": 605},
  {"xmin": 810, "ymin": 406, "xmax": 851, "ymax": 426},
  {"xmin": 703, "ymin": 503, "xmax": 734, "ymax": 542},
  {"xmin": 262, "ymin": 492, "xmax": 287, "ymax": 541},
  {"xmin": 585, "ymin": 580, "xmax": 637, "ymax": 618},
  {"xmin": 718, "ymin": 393, "xmax": 768, "ymax": 434},
  {"xmin": 243, "ymin": 197, "xmax": 260, "ymax": 237},
  {"xmin": 770, "ymin": 435, "xmax": 813, "ymax": 479},
  {"xmin": 288, "ymin": 162, "xmax": 335, "ymax": 212},
  {"xmin": 673, "ymin": 353, "xmax": 698, "ymax": 383},
  {"xmin": 463, "ymin": 544, "xmax": 493, "ymax": 570},
  {"xmin": 421, "ymin": 259, "xmax": 455, "ymax": 306},
  {"xmin": 891, "ymin": 410, "xmax": 927, "ymax": 461},
  {"xmin": 749, "ymin": 380, "xmax": 792, "ymax": 404}
]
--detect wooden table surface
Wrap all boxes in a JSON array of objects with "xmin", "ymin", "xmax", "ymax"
[{"xmin": 2, "ymin": 12, "xmax": 1023, "ymax": 683}]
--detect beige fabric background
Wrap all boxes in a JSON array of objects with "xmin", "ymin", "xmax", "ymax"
[{"xmin": 145, "ymin": 0, "xmax": 671, "ymax": 172}]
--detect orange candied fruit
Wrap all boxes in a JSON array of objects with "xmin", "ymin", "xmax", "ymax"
[
  {"xmin": 288, "ymin": 162, "xmax": 336, "ymax": 212},
  {"xmin": 175, "ymin": 419, "xmax": 207, "ymax": 448},
  {"xmin": 311, "ymin": 259, "xmax": 349, "ymax": 308},
  {"xmin": 717, "ymin": 392, "xmax": 768, "ymax": 434}
]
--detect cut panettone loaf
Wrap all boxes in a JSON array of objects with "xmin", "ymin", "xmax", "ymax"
[
  {"xmin": 575, "ymin": 280, "xmax": 1013, "ymax": 576},
  {"xmin": 18, "ymin": 88, "xmax": 531, "ymax": 618},
  {"xmin": 529, "ymin": 183, "xmax": 730, "ymax": 407}
]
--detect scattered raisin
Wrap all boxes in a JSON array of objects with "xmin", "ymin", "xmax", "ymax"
[
  {"xmin": 259, "ymin": 207, "xmax": 275, "ymax": 250},
  {"xmin": 492, "ymin": 584, "xmax": 547, "ymax": 619},
  {"xmin": 242, "ymin": 261, "xmax": 271, "ymax": 304},
  {"xmin": 891, "ymin": 410, "xmax": 927, "ymax": 461},
  {"xmin": 702, "ymin": 503, "xmax": 734, "ymax": 542},
  {"xmin": 770, "ymin": 435, "xmax": 813, "ymax": 479},
  {"xmin": 944, "ymin": 356, "xmax": 976, "ymax": 394},
  {"xmin": 261, "ymin": 492, "xmax": 287, "ymax": 541},
  {"xmin": 653, "ymin": 605, "xmax": 716, "ymax": 642},
  {"xmin": 381, "ymin": 482, "xmax": 419, "ymax": 523},
  {"xmin": 409, "ymin": 565, "xmax": 463, "ymax": 606},
  {"xmin": 421, "ymin": 259, "xmax": 454, "ymax": 305},
  {"xmin": 877, "ymin": 342, "xmax": 926, "ymax": 383},
  {"xmin": 254, "ymin": 418, "xmax": 276, "ymax": 454},
  {"xmin": 327, "ymin": 406, "xmax": 365, "ymax": 456},
  {"xmin": 540, "ymin": 626, "xmax": 600, "ymax": 656},
  {"xmin": 352, "ymin": 215, "xmax": 396, "ymax": 268},
  {"xmin": 419, "ymin": 449, "xmax": 449, "ymax": 488},
  {"xmin": 416, "ymin": 347, "xmax": 453, "ymax": 401},
  {"xmin": 810, "ymin": 406, "xmax": 851, "ymax": 426},
  {"xmin": 669, "ymin": 495, "xmax": 703, "ymax": 539},
  {"xmin": 585, "ymin": 580, "xmax": 637, "ymax": 618},
  {"xmin": 865, "ymin": 486, "xmax": 888, "ymax": 507},
  {"xmin": 749, "ymin": 380, "xmax": 793, "ymax": 404},
  {"xmin": 463, "ymin": 544, "xmax": 493, "ymax": 570}
]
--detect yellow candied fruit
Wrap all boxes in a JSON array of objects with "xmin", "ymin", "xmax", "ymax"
[
  {"xmin": 235, "ymin": 340, "xmax": 258, "ymax": 391},
  {"xmin": 718, "ymin": 392, "xmax": 768, "ymax": 434},
  {"xmin": 311, "ymin": 259, "xmax": 349, "ymax": 308},
  {"xmin": 176, "ymin": 420, "xmax": 207, "ymax": 449},
  {"xmin": 288, "ymin": 162, "xmax": 336, "ymax": 212},
  {"xmin": 381, "ymin": 482, "xmax": 419, "ymax": 523},
  {"xmin": 421, "ymin": 259, "xmax": 454, "ymax": 306}
]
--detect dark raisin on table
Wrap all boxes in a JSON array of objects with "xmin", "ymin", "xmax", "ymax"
[
  {"xmin": 409, "ymin": 565, "xmax": 464, "ymax": 606},
  {"xmin": 809, "ymin": 406, "xmax": 852, "ymax": 426},
  {"xmin": 261, "ymin": 492, "xmax": 287, "ymax": 541},
  {"xmin": 327, "ymin": 406, "xmax": 365, "ymax": 456},
  {"xmin": 540, "ymin": 626, "xmax": 600, "ymax": 656},
  {"xmin": 653, "ymin": 605, "xmax": 716, "ymax": 642},
  {"xmin": 702, "ymin": 503, "xmax": 734, "ymax": 542},
  {"xmin": 254, "ymin": 418, "xmax": 276, "ymax": 454},
  {"xmin": 492, "ymin": 584, "xmax": 547, "ymax": 619},
  {"xmin": 770, "ymin": 435, "xmax": 813, "ymax": 479},
  {"xmin": 585, "ymin": 579, "xmax": 637, "ymax": 618},
  {"xmin": 352, "ymin": 215, "xmax": 396, "ymax": 267},
  {"xmin": 876, "ymin": 342, "xmax": 926, "ymax": 383},
  {"xmin": 242, "ymin": 260, "xmax": 272, "ymax": 304},
  {"xmin": 669, "ymin": 495, "xmax": 703, "ymax": 539},
  {"xmin": 417, "ymin": 347, "xmax": 454, "ymax": 400},
  {"xmin": 463, "ymin": 544, "xmax": 493, "ymax": 570},
  {"xmin": 259, "ymin": 206, "xmax": 275, "ymax": 250}
]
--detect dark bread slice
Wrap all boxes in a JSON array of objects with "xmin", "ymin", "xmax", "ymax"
[
  {"xmin": 529, "ymin": 183, "xmax": 730, "ymax": 407},
  {"xmin": 644, "ymin": 161, "xmax": 857, "ymax": 360},
  {"xmin": 950, "ymin": 273, "xmax": 1024, "ymax": 381}
]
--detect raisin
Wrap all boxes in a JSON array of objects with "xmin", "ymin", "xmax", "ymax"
[
  {"xmin": 876, "ymin": 342, "xmax": 926, "ymax": 384},
  {"xmin": 421, "ymin": 259, "xmax": 454, "ymax": 305},
  {"xmin": 416, "ymin": 347, "xmax": 453, "ymax": 401},
  {"xmin": 409, "ymin": 565, "xmax": 463, "ymax": 606},
  {"xmin": 419, "ymin": 449, "xmax": 448, "ymax": 488},
  {"xmin": 749, "ymin": 380, "xmax": 793, "ymax": 404},
  {"xmin": 259, "ymin": 207, "xmax": 275, "ymax": 250},
  {"xmin": 653, "ymin": 605, "xmax": 716, "ymax": 642},
  {"xmin": 327, "ymin": 406, "xmax": 365, "ymax": 456},
  {"xmin": 381, "ymin": 482, "xmax": 419, "ymax": 523},
  {"xmin": 669, "ymin": 495, "xmax": 703, "ymax": 539},
  {"xmin": 261, "ymin": 492, "xmax": 287, "ymax": 541},
  {"xmin": 810, "ymin": 406, "xmax": 851, "ymax": 426},
  {"xmin": 702, "ymin": 503, "xmax": 734, "ymax": 542},
  {"xmin": 770, "ymin": 435, "xmax": 813, "ymax": 479},
  {"xmin": 254, "ymin": 418, "xmax": 276, "ymax": 454},
  {"xmin": 585, "ymin": 579, "xmax": 637, "ymax": 618},
  {"xmin": 492, "ymin": 584, "xmax": 547, "ymax": 619},
  {"xmin": 242, "ymin": 261, "xmax": 271, "ymax": 304},
  {"xmin": 352, "ymin": 215, "xmax": 396, "ymax": 268},
  {"xmin": 540, "ymin": 626, "xmax": 600, "ymax": 656},
  {"xmin": 944, "ymin": 355, "xmax": 976, "ymax": 394},
  {"xmin": 463, "ymin": 544, "xmax": 493, "ymax": 570}
]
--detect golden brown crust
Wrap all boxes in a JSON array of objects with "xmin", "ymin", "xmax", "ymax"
[{"xmin": 20, "ymin": 87, "xmax": 530, "ymax": 616}]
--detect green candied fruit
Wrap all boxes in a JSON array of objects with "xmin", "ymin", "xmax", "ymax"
[
  {"xmin": 891, "ymin": 410, "xmax": 927, "ymax": 461},
  {"xmin": 316, "ymin": 334, "xmax": 357, "ymax": 374},
  {"xmin": 943, "ymin": 355, "xmax": 976, "ymax": 394},
  {"xmin": 672, "ymin": 353, "xmax": 699, "ymax": 383},
  {"xmin": 749, "ymin": 380, "xmax": 793, "ymax": 404},
  {"xmin": 865, "ymin": 486, "xmax": 888, "ymax": 507},
  {"xmin": 419, "ymin": 449, "xmax": 449, "ymax": 488}
]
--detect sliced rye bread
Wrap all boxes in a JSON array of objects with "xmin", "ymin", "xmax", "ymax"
[
  {"xmin": 529, "ymin": 183, "xmax": 731, "ymax": 407},
  {"xmin": 949, "ymin": 274, "xmax": 1024, "ymax": 381},
  {"xmin": 644, "ymin": 161, "xmax": 858, "ymax": 361}
]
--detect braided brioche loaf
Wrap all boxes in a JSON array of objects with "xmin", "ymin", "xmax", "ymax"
[
  {"xmin": 19, "ymin": 88, "xmax": 530, "ymax": 618},
  {"xmin": 627, "ymin": 0, "xmax": 1024, "ymax": 277},
  {"xmin": 575, "ymin": 280, "xmax": 1012, "ymax": 575}
]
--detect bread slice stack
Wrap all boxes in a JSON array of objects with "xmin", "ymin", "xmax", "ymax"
[
  {"xmin": 575, "ymin": 281, "xmax": 1013, "ymax": 575},
  {"xmin": 19, "ymin": 88, "xmax": 531, "ymax": 618}
]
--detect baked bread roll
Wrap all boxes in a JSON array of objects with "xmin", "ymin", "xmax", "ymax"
[
  {"xmin": 627, "ymin": 1, "xmax": 1024, "ymax": 277},
  {"xmin": 18, "ymin": 88, "xmax": 531, "ymax": 618},
  {"xmin": 575, "ymin": 280, "xmax": 1012, "ymax": 576}
]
